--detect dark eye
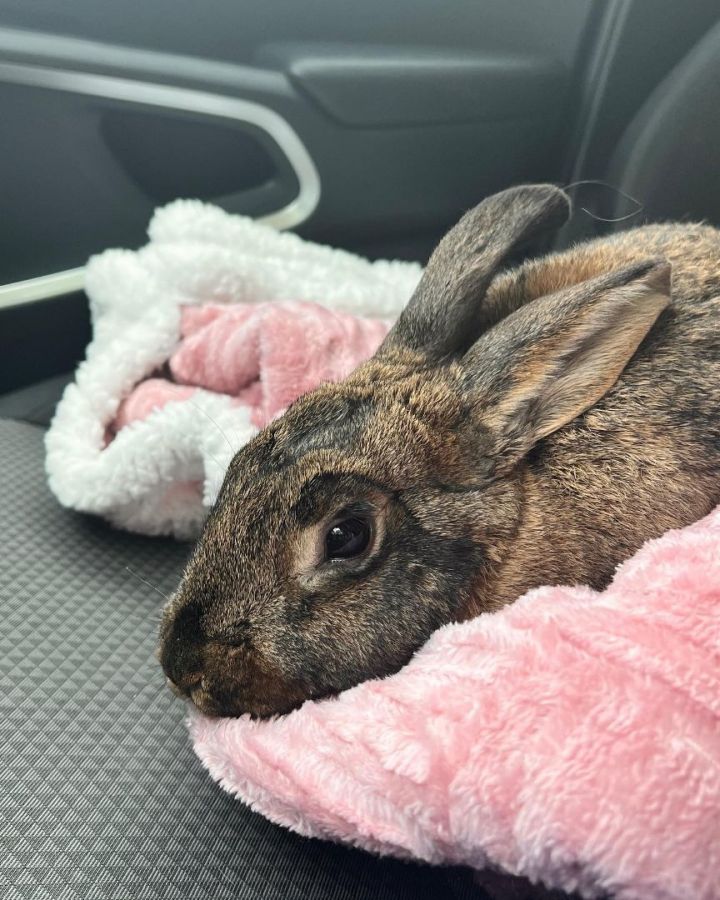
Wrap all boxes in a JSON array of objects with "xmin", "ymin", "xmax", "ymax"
[{"xmin": 324, "ymin": 516, "xmax": 372, "ymax": 561}]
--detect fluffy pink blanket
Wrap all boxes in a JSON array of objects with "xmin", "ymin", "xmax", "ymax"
[
  {"xmin": 190, "ymin": 505, "xmax": 720, "ymax": 900},
  {"xmin": 114, "ymin": 300, "xmax": 389, "ymax": 433}
]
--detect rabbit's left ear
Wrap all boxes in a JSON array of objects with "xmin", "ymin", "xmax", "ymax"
[
  {"xmin": 379, "ymin": 184, "xmax": 571, "ymax": 361},
  {"xmin": 462, "ymin": 259, "xmax": 671, "ymax": 472}
]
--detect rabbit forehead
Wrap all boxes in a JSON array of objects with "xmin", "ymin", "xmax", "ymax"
[
  {"xmin": 195, "ymin": 365, "xmax": 471, "ymax": 579},
  {"xmin": 229, "ymin": 371, "xmax": 461, "ymax": 488}
]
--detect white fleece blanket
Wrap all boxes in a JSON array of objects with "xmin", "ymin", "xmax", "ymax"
[{"xmin": 45, "ymin": 201, "xmax": 421, "ymax": 538}]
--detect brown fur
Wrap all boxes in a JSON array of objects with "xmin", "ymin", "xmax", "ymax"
[{"xmin": 159, "ymin": 185, "xmax": 720, "ymax": 718}]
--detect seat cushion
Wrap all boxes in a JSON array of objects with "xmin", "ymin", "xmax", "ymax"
[
  {"xmin": 0, "ymin": 418, "xmax": 481, "ymax": 900},
  {"xmin": 0, "ymin": 374, "xmax": 72, "ymax": 426}
]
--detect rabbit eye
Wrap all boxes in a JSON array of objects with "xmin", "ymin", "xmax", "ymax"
[{"xmin": 324, "ymin": 516, "xmax": 371, "ymax": 561}]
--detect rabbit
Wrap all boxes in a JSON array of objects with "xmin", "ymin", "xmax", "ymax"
[{"xmin": 159, "ymin": 183, "xmax": 720, "ymax": 719}]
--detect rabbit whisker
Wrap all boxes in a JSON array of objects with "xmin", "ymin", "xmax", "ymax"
[
  {"xmin": 563, "ymin": 179, "xmax": 644, "ymax": 224},
  {"xmin": 187, "ymin": 398, "xmax": 238, "ymax": 454},
  {"xmin": 125, "ymin": 565, "xmax": 172, "ymax": 603}
]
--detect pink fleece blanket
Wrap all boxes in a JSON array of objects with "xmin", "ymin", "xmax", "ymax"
[
  {"xmin": 190, "ymin": 505, "xmax": 720, "ymax": 900},
  {"xmin": 114, "ymin": 300, "xmax": 389, "ymax": 433}
]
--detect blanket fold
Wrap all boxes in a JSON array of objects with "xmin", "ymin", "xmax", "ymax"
[
  {"xmin": 45, "ymin": 200, "xmax": 419, "ymax": 538},
  {"xmin": 114, "ymin": 300, "xmax": 390, "ymax": 433},
  {"xmin": 190, "ymin": 506, "xmax": 720, "ymax": 900}
]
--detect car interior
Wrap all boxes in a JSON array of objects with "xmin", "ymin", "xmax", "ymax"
[{"xmin": 2, "ymin": 1, "xmax": 719, "ymax": 897}]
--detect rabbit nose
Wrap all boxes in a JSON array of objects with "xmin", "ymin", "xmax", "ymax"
[
  {"xmin": 161, "ymin": 645, "xmax": 204, "ymax": 695},
  {"xmin": 159, "ymin": 602, "xmax": 204, "ymax": 693}
]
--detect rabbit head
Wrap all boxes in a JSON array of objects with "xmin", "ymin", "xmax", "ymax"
[{"xmin": 159, "ymin": 184, "xmax": 670, "ymax": 718}]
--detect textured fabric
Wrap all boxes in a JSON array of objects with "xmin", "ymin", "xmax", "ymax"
[
  {"xmin": 191, "ymin": 502, "xmax": 720, "ymax": 900},
  {"xmin": 114, "ymin": 301, "xmax": 389, "ymax": 432},
  {"xmin": 45, "ymin": 200, "xmax": 421, "ymax": 538},
  {"xmin": 0, "ymin": 419, "xmax": 482, "ymax": 900}
]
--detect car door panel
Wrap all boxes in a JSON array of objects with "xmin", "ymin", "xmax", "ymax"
[{"xmin": 0, "ymin": 1, "xmax": 594, "ymax": 285}]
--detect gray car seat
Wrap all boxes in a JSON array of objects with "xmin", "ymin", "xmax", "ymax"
[
  {"xmin": 557, "ymin": 14, "xmax": 720, "ymax": 248},
  {"xmin": 605, "ymin": 16, "xmax": 720, "ymax": 228}
]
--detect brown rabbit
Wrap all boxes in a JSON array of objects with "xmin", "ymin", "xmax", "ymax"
[{"xmin": 159, "ymin": 183, "xmax": 720, "ymax": 719}]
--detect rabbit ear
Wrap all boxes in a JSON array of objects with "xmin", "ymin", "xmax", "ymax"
[
  {"xmin": 462, "ymin": 259, "xmax": 671, "ymax": 472},
  {"xmin": 379, "ymin": 183, "xmax": 571, "ymax": 361}
]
